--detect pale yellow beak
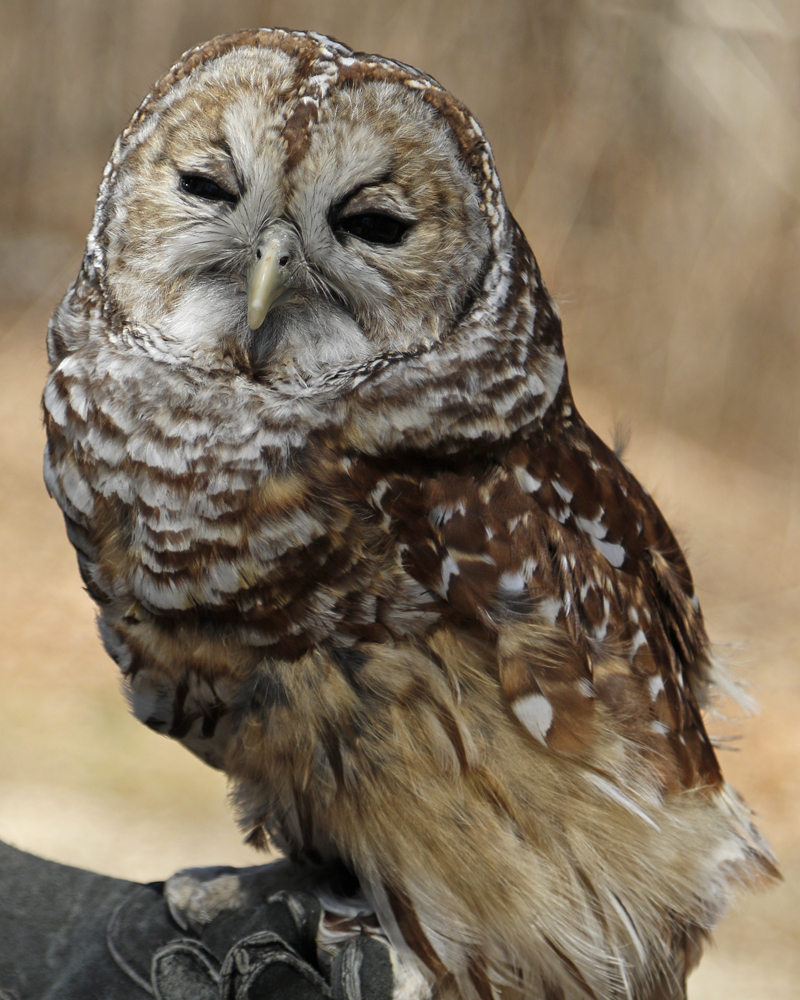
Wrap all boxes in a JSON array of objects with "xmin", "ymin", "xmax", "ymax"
[{"xmin": 247, "ymin": 237, "xmax": 290, "ymax": 329}]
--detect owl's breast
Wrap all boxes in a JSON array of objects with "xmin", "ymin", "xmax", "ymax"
[{"xmin": 43, "ymin": 341, "xmax": 413, "ymax": 671}]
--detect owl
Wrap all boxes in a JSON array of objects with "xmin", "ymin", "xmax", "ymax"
[{"xmin": 42, "ymin": 29, "xmax": 777, "ymax": 1000}]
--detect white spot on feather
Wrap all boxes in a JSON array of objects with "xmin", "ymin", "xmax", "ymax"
[
  {"xmin": 552, "ymin": 480, "xmax": 573, "ymax": 503},
  {"xmin": 590, "ymin": 537, "xmax": 627, "ymax": 568},
  {"xmin": 513, "ymin": 467, "xmax": 542, "ymax": 493},
  {"xmin": 430, "ymin": 499, "xmax": 466, "ymax": 526},
  {"xmin": 513, "ymin": 694, "xmax": 553, "ymax": 744},
  {"xmin": 593, "ymin": 599, "xmax": 609, "ymax": 640},
  {"xmin": 575, "ymin": 513, "xmax": 607, "ymax": 541},
  {"xmin": 648, "ymin": 674, "xmax": 665, "ymax": 699},
  {"xmin": 499, "ymin": 570, "xmax": 527, "ymax": 593},
  {"xmin": 436, "ymin": 554, "xmax": 460, "ymax": 598},
  {"xmin": 369, "ymin": 480, "xmax": 390, "ymax": 510},
  {"xmin": 537, "ymin": 596, "xmax": 562, "ymax": 624}
]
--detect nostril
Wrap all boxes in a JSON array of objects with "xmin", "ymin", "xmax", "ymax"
[
  {"xmin": 256, "ymin": 248, "xmax": 262, "ymax": 260},
  {"xmin": 278, "ymin": 254, "xmax": 289, "ymax": 267}
]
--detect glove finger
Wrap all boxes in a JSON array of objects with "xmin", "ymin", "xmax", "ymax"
[
  {"xmin": 152, "ymin": 939, "xmax": 220, "ymax": 1000},
  {"xmin": 202, "ymin": 892, "xmax": 320, "ymax": 964},
  {"xmin": 107, "ymin": 883, "xmax": 186, "ymax": 992},
  {"xmin": 268, "ymin": 890, "xmax": 323, "ymax": 958},
  {"xmin": 331, "ymin": 938, "xmax": 395, "ymax": 1000},
  {"xmin": 220, "ymin": 931, "xmax": 331, "ymax": 1000}
]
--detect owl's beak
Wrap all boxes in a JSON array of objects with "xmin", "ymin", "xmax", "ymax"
[{"xmin": 247, "ymin": 237, "xmax": 290, "ymax": 329}]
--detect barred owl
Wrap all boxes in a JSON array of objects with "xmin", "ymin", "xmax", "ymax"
[{"xmin": 43, "ymin": 29, "xmax": 777, "ymax": 1000}]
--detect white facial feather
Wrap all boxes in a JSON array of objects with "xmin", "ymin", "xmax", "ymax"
[{"xmin": 93, "ymin": 65, "xmax": 489, "ymax": 385}]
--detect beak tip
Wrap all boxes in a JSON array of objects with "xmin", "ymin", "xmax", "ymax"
[{"xmin": 247, "ymin": 307, "xmax": 265, "ymax": 330}]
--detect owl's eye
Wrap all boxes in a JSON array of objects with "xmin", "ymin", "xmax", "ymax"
[
  {"xmin": 179, "ymin": 173, "xmax": 239, "ymax": 205},
  {"xmin": 335, "ymin": 212, "xmax": 410, "ymax": 246}
]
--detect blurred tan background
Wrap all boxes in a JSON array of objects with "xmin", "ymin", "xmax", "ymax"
[{"xmin": 1, "ymin": 0, "xmax": 798, "ymax": 995}]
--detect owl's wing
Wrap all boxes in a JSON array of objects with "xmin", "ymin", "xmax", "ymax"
[
  {"xmin": 340, "ymin": 422, "xmax": 781, "ymax": 1000},
  {"xmin": 353, "ymin": 416, "xmax": 721, "ymax": 796}
]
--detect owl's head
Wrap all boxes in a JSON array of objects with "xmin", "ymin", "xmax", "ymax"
[{"xmin": 52, "ymin": 30, "xmax": 568, "ymax": 452}]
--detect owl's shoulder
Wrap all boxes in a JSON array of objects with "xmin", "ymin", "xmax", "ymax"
[{"xmin": 347, "ymin": 413, "xmax": 719, "ymax": 789}]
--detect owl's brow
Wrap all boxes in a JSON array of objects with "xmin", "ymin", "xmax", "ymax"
[
  {"xmin": 208, "ymin": 137, "xmax": 246, "ymax": 194},
  {"xmin": 328, "ymin": 173, "xmax": 398, "ymax": 217},
  {"xmin": 213, "ymin": 137, "xmax": 235, "ymax": 162}
]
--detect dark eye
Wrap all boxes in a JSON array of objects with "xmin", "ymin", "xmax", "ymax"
[
  {"xmin": 179, "ymin": 173, "xmax": 238, "ymax": 205},
  {"xmin": 336, "ymin": 212, "xmax": 410, "ymax": 246}
]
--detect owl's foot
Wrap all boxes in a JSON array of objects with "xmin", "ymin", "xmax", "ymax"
[{"xmin": 163, "ymin": 860, "xmax": 431, "ymax": 1000}]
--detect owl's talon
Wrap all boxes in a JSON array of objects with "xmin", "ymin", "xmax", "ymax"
[{"xmin": 165, "ymin": 867, "xmax": 246, "ymax": 933}]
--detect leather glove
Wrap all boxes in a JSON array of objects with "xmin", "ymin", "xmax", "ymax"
[{"xmin": 0, "ymin": 841, "xmax": 394, "ymax": 1000}]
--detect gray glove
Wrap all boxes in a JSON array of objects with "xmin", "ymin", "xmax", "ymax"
[
  {"xmin": 151, "ymin": 930, "xmax": 393, "ymax": 1000},
  {"xmin": 0, "ymin": 841, "xmax": 394, "ymax": 1000}
]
